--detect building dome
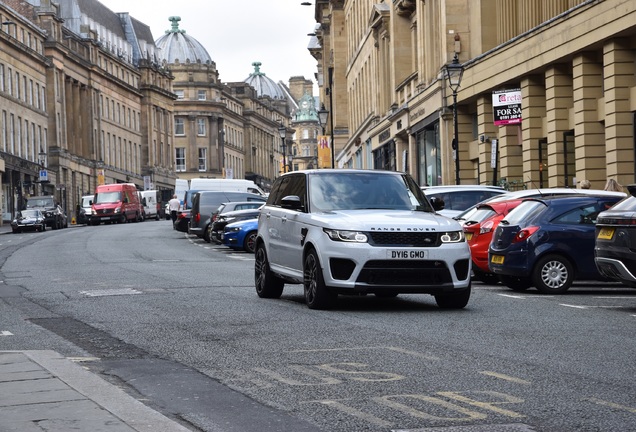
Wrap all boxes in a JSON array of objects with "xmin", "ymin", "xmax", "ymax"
[
  {"xmin": 244, "ymin": 62, "xmax": 286, "ymax": 99},
  {"xmin": 155, "ymin": 16, "xmax": 212, "ymax": 64}
]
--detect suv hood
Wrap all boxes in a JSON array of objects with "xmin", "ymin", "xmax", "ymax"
[{"xmin": 309, "ymin": 209, "xmax": 460, "ymax": 231}]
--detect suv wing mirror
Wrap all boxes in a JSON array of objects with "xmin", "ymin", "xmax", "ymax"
[{"xmin": 281, "ymin": 195, "xmax": 303, "ymax": 210}]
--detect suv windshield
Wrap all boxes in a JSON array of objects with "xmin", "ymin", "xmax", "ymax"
[
  {"xmin": 308, "ymin": 172, "xmax": 431, "ymax": 212},
  {"xmin": 95, "ymin": 192, "xmax": 121, "ymax": 203},
  {"xmin": 26, "ymin": 197, "xmax": 54, "ymax": 208}
]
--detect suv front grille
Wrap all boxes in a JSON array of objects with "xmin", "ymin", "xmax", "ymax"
[
  {"xmin": 357, "ymin": 260, "xmax": 452, "ymax": 285},
  {"xmin": 368, "ymin": 232, "xmax": 440, "ymax": 247}
]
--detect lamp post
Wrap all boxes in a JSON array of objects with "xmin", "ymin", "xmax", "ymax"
[
  {"xmin": 444, "ymin": 53, "xmax": 464, "ymax": 185},
  {"xmin": 278, "ymin": 123, "xmax": 287, "ymax": 173},
  {"xmin": 317, "ymin": 104, "xmax": 329, "ymax": 169},
  {"xmin": 327, "ymin": 66, "xmax": 335, "ymax": 168}
]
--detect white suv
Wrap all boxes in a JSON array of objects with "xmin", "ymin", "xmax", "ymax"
[{"xmin": 254, "ymin": 169, "xmax": 472, "ymax": 310}]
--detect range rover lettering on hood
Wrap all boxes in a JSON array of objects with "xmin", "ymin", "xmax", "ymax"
[{"xmin": 370, "ymin": 227, "xmax": 437, "ymax": 231}]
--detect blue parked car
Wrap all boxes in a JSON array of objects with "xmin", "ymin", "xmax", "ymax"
[
  {"xmin": 222, "ymin": 218, "xmax": 258, "ymax": 253},
  {"xmin": 488, "ymin": 193, "xmax": 625, "ymax": 293}
]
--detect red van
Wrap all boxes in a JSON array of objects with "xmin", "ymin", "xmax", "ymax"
[{"xmin": 91, "ymin": 183, "xmax": 142, "ymax": 225}]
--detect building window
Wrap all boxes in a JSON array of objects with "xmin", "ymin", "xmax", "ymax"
[
  {"xmin": 303, "ymin": 129, "xmax": 309, "ymax": 139},
  {"xmin": 198, "ymin": 147, "xmax": 207, "ymax": 171},
  {"xmin": 0, "ymin": 65, "xmax": 4, "ymax": 92},
  {"xmin": 175, "ymin": 118, "xmax": 185, "ymax": 136},
  {"xmin": 197, "ymin": 118, "xmax": 206, "ymax": 136},
  {"xmin": 197, "ymin": 90, "xmax": 206, "ymax": 100},
  {"xmin": 175, "ymin": 148, "xmax": 186, "ymax": 172},
  {"xmin": 175, "ymin": 89, "xmax": 184, "ymax": 100}
]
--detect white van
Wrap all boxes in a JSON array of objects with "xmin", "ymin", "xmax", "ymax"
[
  {"xmin": 175, "ymin": 179, "xmax": 189, "ymax": 204},
  {"xmin": 140, "ymin": 190, "xmax": 159, "ymax": 220},
  {"xmin": 188, "ymin": 179, "xmax": 266, "ymax": 196}
]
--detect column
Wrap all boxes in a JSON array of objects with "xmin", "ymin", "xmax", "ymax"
[
  {"xmin": 476, "ymin": 95, "xmax": 497, "ymax": 185},
  {"xmin": 603, "ymin": 38, "xmax": 635, "ymax": 184},
  {"xmin": 521, "ymin": 75, "xmax": 545, "ymax": 188},
  {"xmin": 572, "ymin": 52, "xmax": 605, "ymax": 188},
  {"xmin": 545, "ymin": 64, "xmax": 573, "ymax": 187}
]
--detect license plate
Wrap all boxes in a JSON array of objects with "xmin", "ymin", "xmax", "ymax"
[
  {"xmin": 491, "ymin": 255, "xmax": 505, "ymax": 264},
  {"xmin": 465, "ymin": 232, "xmax": 473, "ymax": 241},
  {"xmin": 597, "ymin": 227, "xmax": 615, "ymax": 240},
  {"xmin": 387, "ymin": 250, "xmax": 428, "ymax": 259}
]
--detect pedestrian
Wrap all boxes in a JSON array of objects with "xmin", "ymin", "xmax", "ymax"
[
  {"xmin": 604, "ymin": 178, "xmax": 623, "ymax": 192},
  {"xmin": 168, "ymin": 194, "xmax": 180, "ymax": 227},
  {"xmin": 579, "ymin": 179, "xmax": 591, "ymax": 189}
]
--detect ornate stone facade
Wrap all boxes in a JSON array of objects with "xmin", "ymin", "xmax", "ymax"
[{"xmin": 312, "ymin": 0, "xmax": 636, "ymax": 189}]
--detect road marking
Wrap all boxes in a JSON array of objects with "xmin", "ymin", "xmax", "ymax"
[
  {"xmin": 498, "ymin": 294, "xmax": 527, "ymax": 299},
  {"xmin": 67, "ymin": 356, "xmax": 100, "ymax": 362},
  {"xmin": 584, "ymin": 397, "xmax": 636, "ymax": 414},
  {"xmin": 80, "ymin": 288, "xmax": 142, "ymax": 297},
  {"xmin": 152, "ymin": 259, "xmax": 180, "ymax": 262},
  {"xmin": 0, "ymin": 331, "xmax": 13, "ymax": 336},
  {"xmin": 307, "ymin": 399, "xmax": 393, "ymax": 428},
  {"xmin": 480, "ymin": 371, "xmax": 531, "ymax": 385},
  {"xmin": 291, "ymin": 346, "xmax": 439, "ymax": 361},
  {"xmin": 559, "ymin": 304, "xmax": 588, "ymax": 309}
]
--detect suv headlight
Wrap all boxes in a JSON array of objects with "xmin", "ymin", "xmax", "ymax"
[
  {"xmin": 324, "ymin": 229, "xmax": 368, "ymax": 242},
  {"xmin": 441, "ymin": 231, "xmax": 465, "ymax": 243}
]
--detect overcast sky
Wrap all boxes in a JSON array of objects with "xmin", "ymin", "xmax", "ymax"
[{"xmin": 99, "ymin": 0, "xmax": 318, "ymax": 91}]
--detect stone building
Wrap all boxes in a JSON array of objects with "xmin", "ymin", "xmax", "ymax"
[
  {"xmin": 156, "ymin": 18, "xmax": 296, "ymax": 192},
  {"xmin": 0, "ymin": 0, "xmax": 174, "ymax": 224},
  {"xmin": 311, "ymin": 0, "xmax": 636, "ymax": 190}
]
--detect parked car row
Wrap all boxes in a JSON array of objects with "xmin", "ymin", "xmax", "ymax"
[
  {"xmin": 447, "ymin": 186, "xmax": 633, "ymax": 294},
  {"xmin": 25, "ymin": 195, "xmax": 68, "ymax": 230}
]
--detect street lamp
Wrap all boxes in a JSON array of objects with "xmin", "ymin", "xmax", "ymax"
[
  {"xmin": 278, "ymin": 122, "xmax": 287, "ymax": 173},
  {"xmin": 318, "ymin": 104, "xmax": 328, "ymax": 135},
  {"xmin": 444, "ymin": 53, "xmax": 464, "ymax": 185}
]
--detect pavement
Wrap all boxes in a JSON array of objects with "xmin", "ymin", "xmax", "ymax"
[
  {"xmin": 0, "ymin": 222, "xmax": 192, "ymax": 431},
  {"xmin": 0, "ymin": 351, "xmax": 191, "ymax": 432}
]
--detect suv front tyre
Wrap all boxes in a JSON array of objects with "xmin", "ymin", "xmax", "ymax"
[
  {"xmin": 255, "ymin": 244, "xmax": 285, "ymax": 298},
  {"xmin": 303, "ymin": 248, "xmax": 337, "ymax": 310}
]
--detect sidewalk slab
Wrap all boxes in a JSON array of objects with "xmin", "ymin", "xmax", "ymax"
[{"xmin": 0, "ymin": 351, "xmax": 191, "ymax": 432}]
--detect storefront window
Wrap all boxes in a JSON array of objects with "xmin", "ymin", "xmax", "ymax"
[{"xmin": 417, "ymin": 123, "xmax": 441, "ymax": 186}]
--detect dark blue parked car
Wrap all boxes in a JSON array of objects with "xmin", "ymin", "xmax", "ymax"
[{"xmin": 488, "ymin": 193, "xmax": 625, "ymax": 293}]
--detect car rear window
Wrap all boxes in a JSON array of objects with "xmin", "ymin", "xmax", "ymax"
[
  {"xmin": 502, "ymin": 200, "xmax": 546, "ymax": 225},
  {"xmin": 607, "ymin": 196, "xmax": 636, "ymax": 211},
  {"xmin": 461, "ymin": 206, "xmax": 497, "ymax": 224}
]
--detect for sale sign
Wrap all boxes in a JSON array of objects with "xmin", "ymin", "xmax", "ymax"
[{"xmin": 492, "ymin": 89, "xmax": 522, "ymax": 126}]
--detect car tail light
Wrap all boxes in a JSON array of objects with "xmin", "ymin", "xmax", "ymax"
[
  {"xmin": 480, "ymin": 220, "xmax": 494, "ymax": 234},
  {"xmin": 195, "ymin": 213, "xmax": 200, "ymax": 223},
  {"xmin": 513, "ymin": 226, "xmax": 539, "ymax": 243}
]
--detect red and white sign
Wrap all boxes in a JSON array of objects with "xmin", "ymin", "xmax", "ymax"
[{"xmin": 492, "ymin": 89, "xmax": 522, "ymax": 126}]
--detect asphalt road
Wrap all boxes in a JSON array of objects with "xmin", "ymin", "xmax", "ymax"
[{"xmin": 1, "ymin": 221, "xmax": 636, "ymax": 431}]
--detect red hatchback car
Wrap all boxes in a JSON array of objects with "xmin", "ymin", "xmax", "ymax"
[{"xmin": 460, "ymin": 199, "xmax": 523, "ymax": 284}]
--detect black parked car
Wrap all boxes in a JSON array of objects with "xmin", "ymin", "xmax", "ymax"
[
  {"xmin": 208, "ymin": 208, "xmax": 262, "ymax": 244},
  {"xmin": 174, "ymin": 209, "xmax": 191, "ymax": 233},
  {"xmin": 489, "ymin": 193, "xmax": 625, "ymax": 293},
  {"xmin": 594, "ymin": 184, "xmax": 636, "ymax": 287},
  {"xmin": 25, "ymin": 195, "xmax": 68, "ymax": 229},
  {"xmin": 11, "ymin": 209, "xmax": 46, "ymax": 233}
]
